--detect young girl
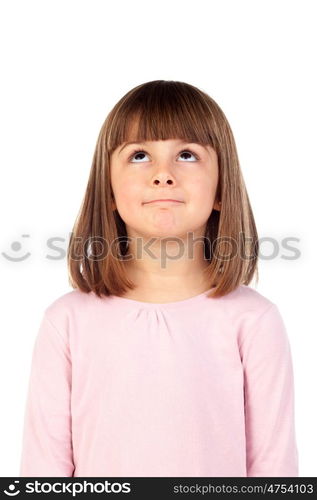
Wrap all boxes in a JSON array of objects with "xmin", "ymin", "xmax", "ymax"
[{"xmin": 19, "ymin": 80, "xmax": 299, "ymax": 477}]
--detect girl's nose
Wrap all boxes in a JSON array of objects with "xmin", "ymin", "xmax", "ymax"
[{"xmin": 152, "ymin": 173, "xmax": 175, "ymax": 186}]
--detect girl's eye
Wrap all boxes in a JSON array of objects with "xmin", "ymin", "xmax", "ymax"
[{"xmin": 128, "ymin": 149, "xmax": 199, "ymax": 163}]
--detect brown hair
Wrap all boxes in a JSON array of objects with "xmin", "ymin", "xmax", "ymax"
[{"xmin": 67, "ymin": 80, "xmax": 259, "ymax": 299}]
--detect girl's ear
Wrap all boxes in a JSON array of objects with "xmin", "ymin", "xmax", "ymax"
[
  {"xmin": 110, "ymin": 188, "xmax": 116, "ymax": 211},
  {"xmin": 213, "ymin": 200, "xmax": 222, "ymax": 211}
]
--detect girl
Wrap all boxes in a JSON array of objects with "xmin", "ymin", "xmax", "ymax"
[{"xmin": 19, "ymin": 80, "xmax": 299, "ymax": 477}]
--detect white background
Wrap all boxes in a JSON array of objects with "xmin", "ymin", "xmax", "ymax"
[{"xmin": 0, "ymin": 0, "xmax": 316, "ymax": 476}]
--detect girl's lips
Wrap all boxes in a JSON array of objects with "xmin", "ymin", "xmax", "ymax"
[{"xmin": 144, "ymin": 199, "xmax": 183, "ymax": 204}]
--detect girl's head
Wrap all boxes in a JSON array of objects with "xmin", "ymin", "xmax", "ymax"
[{"xmin": 67, "ymin": 80, "xmax": 259, "ymax": 298}]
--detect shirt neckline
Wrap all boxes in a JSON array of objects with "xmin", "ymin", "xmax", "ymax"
[{"xmin": 108, "ymin": 286, "xmax": 216, "ymax": 310}]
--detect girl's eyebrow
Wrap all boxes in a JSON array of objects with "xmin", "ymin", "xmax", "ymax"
[
  {"xmin": 118, "ymin": 142, "xmax": 146, "ymax": 155},
  {"xmin": 118, "ymin": 141, "xmax": 206, "ymax": 155}
]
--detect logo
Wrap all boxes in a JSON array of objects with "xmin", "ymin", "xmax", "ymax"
[{"xmin": 3, "ymin": 481, "xmax": 20, "ymax": 496}]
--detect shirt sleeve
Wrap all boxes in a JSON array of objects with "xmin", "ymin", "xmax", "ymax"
[
  {"xmin": 241, "ymin": 303, "xmax": 299, "ymax": 477},
  {"xmin": 19, "ymin": 313, "xmax": 75, "ymax": 477}
]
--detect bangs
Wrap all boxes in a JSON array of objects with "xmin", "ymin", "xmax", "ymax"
[{"xmin": 106, "ymin": 80, "xmax": 218, "ymax": 155}]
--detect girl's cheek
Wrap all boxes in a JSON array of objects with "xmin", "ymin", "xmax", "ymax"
[{"xmin": 118, "ymin": 182, "xmax": 142, "ymax": 201}]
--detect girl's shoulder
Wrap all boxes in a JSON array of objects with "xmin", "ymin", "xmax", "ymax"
[
  {"xmin": 43, "ymin": 288, "xmax": 95, "ymax": 316},
  {"xmin": 213, "ymin": 284, "xmax": 283, "ymax": 330},
  {"xmin": 223, "ymin": 285, "xmax": 289, "ymax": 346},
  {"xmin": 39, "ymin": 289, "xmax": 103, "ymax": 338},
  {"xmin": 217, "ymin": 283, "xmax": 276, "ymax": 313}
]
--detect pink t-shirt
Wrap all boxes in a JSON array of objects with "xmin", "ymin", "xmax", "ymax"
[{"xmin": 19, "ymin": 284, "xmax": 299, "ymax": 477}]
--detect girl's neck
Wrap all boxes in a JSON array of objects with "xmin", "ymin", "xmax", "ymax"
[{"xmin": 120, "ymin": 260, "xmax": 213, "ymax": 303}]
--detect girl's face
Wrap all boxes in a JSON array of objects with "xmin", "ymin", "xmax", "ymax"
[{"xmin": 110, "ymin": 139, "xmax": 220, "ymax": 240}]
